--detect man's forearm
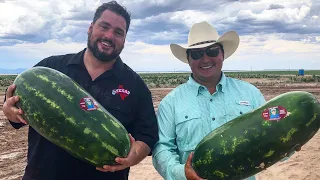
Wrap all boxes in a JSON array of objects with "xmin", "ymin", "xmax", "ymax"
[{"xmin": 131, "ymin": 141, "xmax": 151, "ymax": 165}]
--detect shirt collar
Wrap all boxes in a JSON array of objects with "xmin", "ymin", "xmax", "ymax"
[
  {"xmin": 66, "ymin": 48, "xmax": 125, "ymax": 80},
  {"xmin": 187, "ymin": 72, "xmax": 227, "ymax": 96},
  {"xmin": 186, "ymin": 75, "xmax": 204, "ymax": 97},
  {"xmin": 66, "ymin": 48, "xmax": 86, "ymax": 67},
  {"xmin": 110, "ymin": 57, "xmax": 125, "ymax": 80},
  {"xmin": 219, "ymin": 72, "xmax": 227, "ymax": 93}
]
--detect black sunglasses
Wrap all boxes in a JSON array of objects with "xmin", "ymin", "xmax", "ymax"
[{"xmin": 187, "ymin": 45, "xmax": 221, "ymax": 60}]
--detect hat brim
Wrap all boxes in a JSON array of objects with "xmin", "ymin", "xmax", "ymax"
[{"xmin": 170, "ymin": 31, "xmax": 240, "ymax": 64}]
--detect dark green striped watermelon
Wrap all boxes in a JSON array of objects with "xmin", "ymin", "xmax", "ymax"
[
  {"xmin": 13, "ymin": 66, "xmax": 130, "ymax": 167},
  {"xmin": 192, "ymin": 91, "xmax": 320, "ymax": 180}
]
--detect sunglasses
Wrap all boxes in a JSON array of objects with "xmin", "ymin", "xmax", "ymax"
[{"xmin": 187, "ymin": 45, "xmax": 221, "ymax": 60}]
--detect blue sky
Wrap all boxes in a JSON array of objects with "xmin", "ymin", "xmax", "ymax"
[{"xmin": 0, "ymin": 0, "xmax": 319, "ymax": 72}]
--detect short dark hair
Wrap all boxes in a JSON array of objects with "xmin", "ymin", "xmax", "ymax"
[{"xmin": 92, "ymin": 1, "xmax": 131, "ymax": 33}]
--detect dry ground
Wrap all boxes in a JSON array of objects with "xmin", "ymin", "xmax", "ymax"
[{"xmin": 1, "ymin": 82, "xmax": 320, "ymax": 180}]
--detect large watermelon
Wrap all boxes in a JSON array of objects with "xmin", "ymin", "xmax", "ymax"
[
  {"xmin": 13, "ymin": 66, "xmax": 130, "ymax": 167},
  {"xmin": 192, "ymin": 91, "xmax": 320, "ymax": 180}
]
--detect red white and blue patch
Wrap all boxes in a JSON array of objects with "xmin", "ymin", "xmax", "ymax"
[
  {"xmin": 262, "ymin": 106, "xmax": 288, "ymax": 121},
  {"xmin": 79, "ymin": 97, "xmax": 98, "ymax": 111},
  {"xmin": 112, "ymin": 85, "xmax": 130, "ymax": 100}
]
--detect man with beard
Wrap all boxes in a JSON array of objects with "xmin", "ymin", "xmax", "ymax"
[{"xmin": 2, "ymin": 1, "xmax": 159, "ymax": 180}]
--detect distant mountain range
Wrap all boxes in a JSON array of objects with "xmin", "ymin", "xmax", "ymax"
[{"xmin": 0, "ymin": 68, "xmax": 27, "ymax": 75}]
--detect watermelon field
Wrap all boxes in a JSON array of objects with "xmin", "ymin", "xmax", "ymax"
[{"xmin": 1, "ymin": 71, "xmax": 320, "ymax": 180}]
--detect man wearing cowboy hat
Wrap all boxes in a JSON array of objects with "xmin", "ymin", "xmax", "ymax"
[{"xmin": 152, "ymin": 21, "xmax": 265, "ymax": 180}]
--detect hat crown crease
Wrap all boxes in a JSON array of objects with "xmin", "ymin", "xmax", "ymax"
[{"xmin": 188, "ymin": 21, "xmax": 220, "ymax": 47}]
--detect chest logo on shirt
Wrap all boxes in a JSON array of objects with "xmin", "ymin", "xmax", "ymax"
[
  {"xmin": 112, "ymin": 85, "xmax": 130, "ymax": 100},
  {"xmin": 239, "ymin": 101, "xmax": 250, "ymax": 106}
]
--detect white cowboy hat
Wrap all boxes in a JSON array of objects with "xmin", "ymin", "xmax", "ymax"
[{"xmin": 170, "ymin": 21, "xmax": 240, "ymax": 64}]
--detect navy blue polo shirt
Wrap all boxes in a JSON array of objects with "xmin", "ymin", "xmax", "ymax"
[{"xmin": 7, "ymin": 48, "xmax": 159, "ymax": 180}]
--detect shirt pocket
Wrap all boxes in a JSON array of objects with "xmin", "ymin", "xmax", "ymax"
[
  {"xmin": 225, "ymin": 99, "xmax": 254, "ymax": 122},
  {"xmin": 101, "ymin": 100, "xmax": 133, "ymax": 127},
  {"xmin": 175, "ymin": 110, "xmax": 203, "ymax": 151},
  {"xmin": 99, "ymin": 94, "xmax": 132, "ymax": 115}
]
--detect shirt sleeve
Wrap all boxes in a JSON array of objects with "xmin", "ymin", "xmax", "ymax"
[
  {"xmin": 152, "ymin": 100, "xmax": 187, "ymax": 180},
  {"xmin": 131, "ymin": 81, "xmax": 159, "ymax": 152}
]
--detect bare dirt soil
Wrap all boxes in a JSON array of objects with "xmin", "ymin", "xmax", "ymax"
[{"xmin": 1, "ymin": 83, "xmax": 320, "ymax": 180}]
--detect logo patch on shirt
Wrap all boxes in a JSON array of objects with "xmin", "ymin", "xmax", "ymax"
[
  {"xmin": 239, "ymin": 101, "xmax": 250, "ymax": 106},
  {"xmin": 112, "ymin": 85, "xmax": 130, "ymax": 100}
]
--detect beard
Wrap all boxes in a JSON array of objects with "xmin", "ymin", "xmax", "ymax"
[{"xmin": 87, "ymin": 32, "xmax": 124, "ymax": 62}]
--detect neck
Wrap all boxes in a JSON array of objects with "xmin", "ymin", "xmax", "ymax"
[
  {"xmin": 203, "ymin": 80, "xmax": 218, "ymax": 95},
  {"xmin": 193, "ymin": 73, "xmax": 222, "ymax": 94},
  {"xmin": 84, "ymin": 48, "xmax": 116, "ymax": 80}
]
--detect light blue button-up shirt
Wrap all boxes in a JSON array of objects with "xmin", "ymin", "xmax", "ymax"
[{"xmin": 152, "ymin": 73, "xmax": 266, "ymax": 180}]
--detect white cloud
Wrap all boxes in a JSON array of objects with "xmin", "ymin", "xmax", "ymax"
[
  {"xmin": 125, "ymin": 41, "xmax": 170, "ymax": 54},
  {"xmin": 222, "ymin": 33, "xmax": 320, "ymax": 70},
  {"xmin": 0, "ymin": 0, "xmax": 98, "ymax": 40},
  {"xmin": 1, "ymin": 32, "xmax": 320, "ymax": 71},
  {"xmin": 169, "ymin": 10, "xmax": 220, "ymax": 27},
  {"xmin": 120, "ymin": 0, "xmax": 174, "ymax": 6},
  {"xmin": 0, "ymin": 39, "xmax": 186, "ymax": 71},
  {"xmin": 0, "ymin": 0, "xmax": 320, "ymax": 71},
  {"xmin": 239, "ymin": 34, "xmax": 320, "ymax": 54},
  {"xmin": 131, "ymin": 0, "xmax": 316, "ymax": 35},
  {"xmin": 0, "ymin": 2, "xmax": 26, "ymax": 35},
  {"xmin": 0, "ymin": 39, "xmax": 85, "ymax": 59},
  {"xmin": 131, "ymin": 7, "xmax": 230, "ymax": 29},
  {"xmin": 121, "ymin": 41, "xmax": 189, "ymax": 71},
  {"xmin": 11, "ymin": 13, "xmax": 47, "ymax": 35},
  {"xmin": 228, "ymin": 4, "xmax": 311, "ymax": 24},
  {"xmin": 150, "ymin": 31, "xmax": 184, "ymax": 40}
]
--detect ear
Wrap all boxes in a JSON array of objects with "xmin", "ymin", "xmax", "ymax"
[
  {"xmin": 123, "ymin": 35, "xmax": 126, "ymax": 44},
  {"xmin": 88, "ymin": 22, "xmax": 93, "ymax": 35},
  {"xmin": 186, "ymin": 50, "xmax": 191, "ymax": 64},
  {"xmin": 221, "ymin": 51, "xmax": 225, "ymax": 61}
]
